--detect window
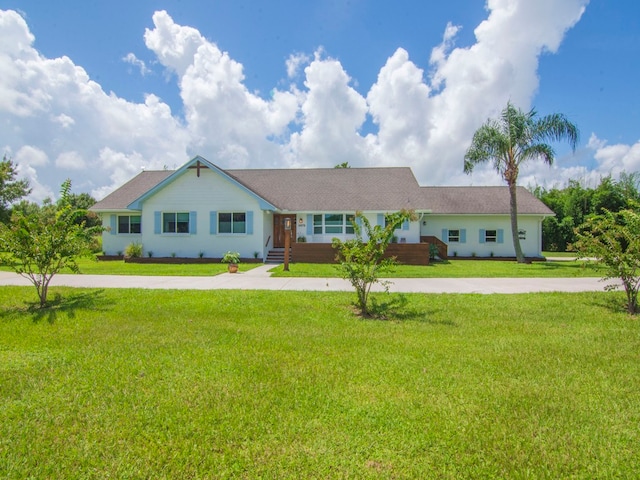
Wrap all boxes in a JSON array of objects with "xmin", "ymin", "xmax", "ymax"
[
  {"xmin": 346, "ymin": 214, "xmax": 355, "ymax": 235},
  {"xmin": 313, "ymin": 215, "xmax": 323, "ymax": 234},
  {"xmin": 518, "ymin": 229, "xmax": 526, "ymax": 240},
  {"xmin": 448, "ymin": 229, "xmax": 460, "ymax": 243},
  {"xmin": 485, "ymin": 229, "xmax": 497, "ymax": 243},
  {"xmin": 118, "ymin": 215, "xmax": 141, "ymax": 234},
  {"xmin": 219, "ymin": 212, "xmax": 246, "ymax": 234},
  {"xmin": 312, "ymin": 214, "xmax": 356, "ymax": 235},
  {"xmin": 324, "ymin": 214, "xmax": 343, "ymax": 234},
  {"xmin": 163, "ymin": 212, "xmax": 189, "ymax": 233}
]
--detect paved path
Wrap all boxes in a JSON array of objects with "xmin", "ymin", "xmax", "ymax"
[{"xmin": 0, "ymin": 265, "xmax": 609, "ymax": 294}]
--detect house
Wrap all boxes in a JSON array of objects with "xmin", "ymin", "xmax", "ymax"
[{"xmin": 90, "ymin": 155, "xmax": 553, "ymax": 263}]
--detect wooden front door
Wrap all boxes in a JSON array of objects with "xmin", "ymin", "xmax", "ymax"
[{"xmin": 273, "ymin": 214, "xmax": 297, "ymax": 248}]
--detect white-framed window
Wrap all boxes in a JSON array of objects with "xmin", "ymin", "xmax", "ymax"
[
  {"xmin": 118, "ymin": 215, "xmax": 141, "ymax": 234},
  {"xmin": 485, "ymin": 229, "xmax": 498, "ymax": 243},
  {"xmin": 313, "ymin": 214, "xmax": 355, "ymax": 235},
  {"xmin": 163, "ymin": 212, "xmax": 189, "ymax": 233},
  {"xmin": 448, "ymin": 229, "xmax": 460, "ymax": 243},
  {"xmin": 219, "ymin": 212, "xmax": 246, "ymax": 234}
]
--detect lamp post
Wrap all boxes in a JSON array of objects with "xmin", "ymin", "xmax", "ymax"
[{"xmin": 284, "ymin": 217, "xmax": 291, "ymax": 271}]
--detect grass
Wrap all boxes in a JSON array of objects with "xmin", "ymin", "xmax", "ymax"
[
  {"xmin": 270, "ymin": 259, "xmax": 603, "ymax": 278},
  {"xmin": 0, "ymin": 256, "xmax": 260, "ymax": 276},
  {"xmin": 1, "ymin": 286, "xmax": 639, "ymax": 478},
  {"xmin": 542, "ymin": 251, "xmax": 582, "ymax": 258},
  {"xmin": 1, "ymin": 255, "xmax": 600, "ymax": 278}
]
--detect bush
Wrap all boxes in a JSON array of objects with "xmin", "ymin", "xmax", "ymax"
[{"xmin": 125, "ymin": 242, "xmax": 143, "ymax": 258}]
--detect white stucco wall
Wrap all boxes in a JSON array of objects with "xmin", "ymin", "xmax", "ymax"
[
  {"xmin": 421, "ymin": 214, "xmax": 544, "ymax": 257},
  {"xmin": 102, "ymin": 168, "xmax": 267, "ymax": 258}
]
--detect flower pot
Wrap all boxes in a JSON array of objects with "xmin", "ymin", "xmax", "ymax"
[{"xmin": 227, "ymin": 263, "xmax": 238, "ymax": 273}]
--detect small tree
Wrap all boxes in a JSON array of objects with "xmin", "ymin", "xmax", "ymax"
[
  {"xmin": 573, "ymin": 206, "xmax": 640, "ymax": 314},
  {"xmin": 332, "ymin": 210, "xmax": 414, "ymax": 317},
  {"xmin": 0, "ymin": 180, "xmax": 102, "ymax": 308}
]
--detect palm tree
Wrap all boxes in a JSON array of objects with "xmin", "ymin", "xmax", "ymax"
[{"xmin": 464, "ymin": 102, "xmax": 579, "ymax": 263}]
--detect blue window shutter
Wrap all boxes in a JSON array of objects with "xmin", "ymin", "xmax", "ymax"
[
  {"xmin": 189, "ymin": 211, "xmax": 197, "ymax": 234},
  {"xmin": 377, "ymin": 214, "xmax": 384, "ymax": 226},
  {"xmin": 497, "ymin": 229, "xmax": 504, "ymax": 244},
  {"xmin": 306, "ymin": 214, "xmax": 312, "ymax": 235},
  {"xmin": 210, "ymin": 211, "xmax": 217, "ymax": 235},
  {"xmin": 154, "ymin": 211, "xmax": 161, "ymax": 234},
  {"xmin": 356, "ymin": 216, "xmax": 363, "ymax": 227},
  {"xmin": 479, "ymin": 229, "xmax": 486, "ymax": 244},
  {"xmin": 460, "ymin": 229, "xmax": 467, "ymax": 243},
  {"xmin": 402, "ymin": 220, "xmax": 409, "ymax": 230},
  {"xmin": 441, "ymin": 228, "xmax": 448, "ymax": 241},
  {"xmin": 110, "ymin": 215, "xmax": 117, "ymax": 235},
  {"xmin": 246, "ymin": 211, "xmax": 254, "ymax": 235}
]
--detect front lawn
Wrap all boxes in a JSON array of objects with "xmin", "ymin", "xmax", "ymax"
[
  {"xmin": 0, "ymin": 256, "xmax": 260, "ymax": 276},
  {"xmin": 270, "ymin": 259, "xmax": 603, "ymax": 278},
  {"xmin": 1, "ymin": 287, "xmax": 638, "ymax": 478}
]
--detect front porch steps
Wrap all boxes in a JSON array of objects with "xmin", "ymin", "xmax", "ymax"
[{"xmin": 265, "ymin": 248, "xmax": 292, "ymax": 264}]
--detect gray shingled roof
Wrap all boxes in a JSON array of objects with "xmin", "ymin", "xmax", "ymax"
[
  {"xmin": 91, "ymin": 170, "xmax": 172, "ymax": 210},
  {"xmin": 90, "ymin": 163, "xmax": 553, "ymax": 216},
  {"xmin": 226, "ymin": 167, "xmax": 423, "ymax": 211},
  {"xmin": 421, "ymin": 186, "xmax": 554, "ymax": 215}
]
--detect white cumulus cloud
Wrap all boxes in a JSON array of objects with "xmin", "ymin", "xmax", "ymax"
[{"xmin": 123, "ymin": 52, "xmax": 151, "ymax": 76}]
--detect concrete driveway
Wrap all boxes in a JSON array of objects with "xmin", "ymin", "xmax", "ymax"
[{"xmin": 0, "ymin": 265, "xmax": 610, "ymax": 294}]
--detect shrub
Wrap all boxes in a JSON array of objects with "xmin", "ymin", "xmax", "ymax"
[{"xmin": 125, "ymin": 242, "xmax": 143, "ymax": 258}]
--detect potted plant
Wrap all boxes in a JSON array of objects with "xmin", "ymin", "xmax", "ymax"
[{"xmin": 221, "ymin": 251, "xmax": 241, "ymax": 273}]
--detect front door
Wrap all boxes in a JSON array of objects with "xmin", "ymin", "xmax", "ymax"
[{"xmin": 273, "ymin": 214, "xmax": 297, "ymax": 248}]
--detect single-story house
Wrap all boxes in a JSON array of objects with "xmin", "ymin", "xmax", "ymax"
[{"xmin": 90, "ymin": 155, "xmax": 553, "ymax": 263}]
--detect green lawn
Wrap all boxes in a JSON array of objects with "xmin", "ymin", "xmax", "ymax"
[
  {"xmin": 270, "ymin": 259, "xmax": 603, "ymax": 278},
  {"xmin": 1, "ymin": 255, "xmax": 602, "ymax": 278},
  {"xmin": 1, "ymin": 257, "xmax": 260, "ymax": 276},
  {"xmin": 542, "ymin": 251, "xmax": 581, "ymax": 258},
  {"xmin": 1, "ymin": 286, "xmax": 638, "ymax": 478}
]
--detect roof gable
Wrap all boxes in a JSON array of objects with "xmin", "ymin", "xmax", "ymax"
[{"xmin": 125, "ymin": 156, "xmax": 277, "ymax": 211}]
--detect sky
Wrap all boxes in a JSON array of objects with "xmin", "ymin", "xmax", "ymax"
[{"xmin": 0, "ymin": 0, "xmax": 639, "ymax": 202}]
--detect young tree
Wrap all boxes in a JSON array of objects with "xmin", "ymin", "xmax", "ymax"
[
  {"xmin": 573, "ymin": 206, "xmax": 640, "ymax": 314},
  {"xmin": 332, "ymin": 210, "xmax": 414, "ymax": 317},
  {"xmin": 0, "ymin": 155, "xmax": 31, "ymax": 223},
  {"xmin": 464, "ymin": 102, "xmax": 579, "ymax": 262},
  {"xmin": 0, "ymin": 180, "xmax": 102, "ymax": 308}
]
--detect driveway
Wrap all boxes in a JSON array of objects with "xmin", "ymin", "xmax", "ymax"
[{"xmin": 0, "ymin": 266, "xmax": 610, "ymax": 294}]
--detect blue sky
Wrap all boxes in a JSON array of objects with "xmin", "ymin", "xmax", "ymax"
[{"xmin": 0, "ymin": 0, "xmax": 638, "ymax": 201}]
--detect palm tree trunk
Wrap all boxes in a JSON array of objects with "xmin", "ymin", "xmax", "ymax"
[{"xmin": 508, "ymin": 182, "xmax": 526, "ymax": 263}]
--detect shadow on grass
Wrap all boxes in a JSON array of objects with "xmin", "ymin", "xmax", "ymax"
[
  {"xmin": 365, "ymin": 294, "xmax": 456, "ymax": 325},
  {"xmin": 32, "ymin": 290, "xmax": 110, "ymax": 323},
  {"xmin": 1, "ymin": 289, "xmax": 111, "ymax": 324},
  {"xmin": 590, "ymin": 289, "xmax": 638, "ymax": 316}
]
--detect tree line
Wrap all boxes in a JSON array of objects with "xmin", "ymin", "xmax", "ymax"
[{"xmin": 532, "ymin": 172, "xmax": 640, "ymax": 252}]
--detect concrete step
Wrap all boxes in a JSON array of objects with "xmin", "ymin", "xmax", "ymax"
[{"xmin": 265, "ymin": 248, "xmax": 292, "ymax": 263}]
